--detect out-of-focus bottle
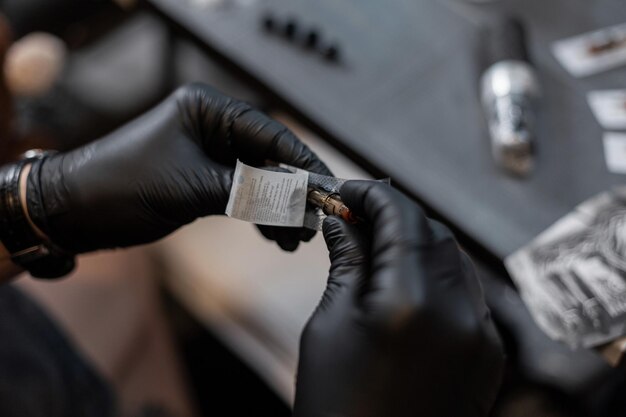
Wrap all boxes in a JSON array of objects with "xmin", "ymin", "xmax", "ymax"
[
  {"xmin": 481, "ymin": 17, "xmax": 540, "ymax": 177},
  {"xmin": 4, "ymin": 32, "xmax": 66, "ymax": 97}
]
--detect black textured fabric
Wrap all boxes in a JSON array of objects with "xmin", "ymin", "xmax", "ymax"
[{"xmin": 0, "ymin": 284, "xmax": 115, "ymax": 417}]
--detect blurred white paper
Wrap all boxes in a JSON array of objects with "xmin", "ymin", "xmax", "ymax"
[
  {"xmin": 552, "ymin": 23, "xmax": 626, "ymax": 77},
  {"xmin": 588, "ymin": 90, "xmax": 626, "ymax": 130},
  {"xmin": 505, "ymin": 190, "xmax": 626, "ymax": 348},
  {"xmin": 226, "ymin": 160, "xmax": 308, "ymax": 227},
  {"xmin": 603, "ymin": 132, "xmax": 626, "ymax": 174}
]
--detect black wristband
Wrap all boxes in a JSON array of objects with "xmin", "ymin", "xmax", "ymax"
[{"xmin": 0, "ymin": 159, "xmax": 75, "ymax": 279}]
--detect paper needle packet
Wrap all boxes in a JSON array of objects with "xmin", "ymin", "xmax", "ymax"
[
  {"xmin": 603, "ymin": 132, "xmax": 626, "ymax": 175},
  {"xmin": 552, "ymin": 23, "xmax": 626, "ymax": 77},
  {"xmin": 225, "ymin": 161, "xmax": 309, "ymax": 227},
  {"xmin": 226, "ymin": 161, "xmax": 387, "ymax": 230},
  {"xmin": 588, "ymin": 90, "xmax": 626, "ymax": 130}
]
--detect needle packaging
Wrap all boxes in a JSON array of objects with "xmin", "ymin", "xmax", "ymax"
[
  {"xmin": 552, "ymin": 23, "xmax": 626, "ymax": 77},
  {"xmin": 225, "ymin": 160, "xmax": 386, "ymax": 231}
]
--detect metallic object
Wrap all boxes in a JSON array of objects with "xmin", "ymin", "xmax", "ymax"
[
  {"xmin": 481, "ymin": 61, "xmax": 540, "ymax": 176},
  {"xmin": 307, "ymin": 187, "xmax": 358, "ymax": 224},
  {"xmin": 481, "ymin": 18, "xmax": 540, "ymax": 177}
]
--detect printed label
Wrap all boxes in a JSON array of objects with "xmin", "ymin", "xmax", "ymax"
[
  {"xmin": 552, "ymin": 23, "xmax": 626, "ymax": 77},
  {"xmin": 225, "ymin": 161, "xmax": 308, "ymax": 227},
  {"xmin": 588, "ymin": 90, "xmax": 626, "ymax": 130}
]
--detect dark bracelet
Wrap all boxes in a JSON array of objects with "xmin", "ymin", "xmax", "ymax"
[{"xmin": 0, "ymin": 155, "xmax": 75, "ymax": 279}]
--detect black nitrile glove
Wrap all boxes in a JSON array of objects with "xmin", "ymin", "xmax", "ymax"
[
  {"xmin": 294, "ymin": 181, "xmax": 504, "ymax": 417},
  {"xmin": 26, "ymin": 83, "xmax": 331, "ymax": 253}
]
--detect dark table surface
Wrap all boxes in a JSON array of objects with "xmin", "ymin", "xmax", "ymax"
[{"xmin": 144, "ymin": 0, "xmax": 626, "ymax": 261}]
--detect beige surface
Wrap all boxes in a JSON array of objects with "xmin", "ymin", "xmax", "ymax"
[
  {"xmin": 598, "ymin": 336, "xmax": 626, "ymax": 367},
  {"xmin": 157, "ymin": 115, "xmax": 372, "ymax": 403},
  {"xmin": 17, "ymin": 247, "xmax": 198, "ymax": 417}
]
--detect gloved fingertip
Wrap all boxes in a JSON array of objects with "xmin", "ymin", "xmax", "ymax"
[
  {"xmin": 338, "ymin": 180, "xmax": 375, "ymax": 214},
  {"xmin": 321, "ymin": 216, "xmax": 344, "ymax": 239},
  {"xmin": 322, "ymin": 216, "xmax": 368, "ymax": 274},
  {"xmin": 299, "ymin": 228, "xmax": 316, "ymax": 243},
  {"xmin": 279, "ymin": 238, "xmax": 299, "ymax": 252},
  {"xmin": 308, "ymin": 159, "xmax": 334, "ymax": 177},
  {"xmin": 256, "ymin": 225, "xmax": 275, "ymax": 241},
  {"xmin": 212, "ymin": 170, "xmax": 234, "ymax": 215},
  {"xmin": 322, "ymin": 216, "xmax": 357, "ymax": 253}
]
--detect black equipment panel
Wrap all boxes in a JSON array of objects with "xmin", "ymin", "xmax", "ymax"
[{"xmin": 145, "ymin": 0, "xmax": 626, "ymax": 260}]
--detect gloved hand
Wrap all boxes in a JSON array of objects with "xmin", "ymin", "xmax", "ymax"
[
  {"xmin": 294, "ymin": 181, "xmax": 504, "ymax": 417},
  {"xmin": 25, "ymin": 83, "xmax": 331, "ymax": 253}
]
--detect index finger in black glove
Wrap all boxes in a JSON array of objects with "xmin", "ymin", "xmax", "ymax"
[
  {"xmin": 176, "ymin": 84, "xmax": 332, "ymax": 251},
  {"xmin": 177, "ymin": 83, "xmax": 331, "ymax": 174},
  {"xmin": 341, "ymin": 181, "xmax": 483, "ymax": 321}
]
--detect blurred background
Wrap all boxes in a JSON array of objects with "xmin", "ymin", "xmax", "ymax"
[{"xmin": 1, "ymin": 0, "xmax": 625, "ymax": 416}]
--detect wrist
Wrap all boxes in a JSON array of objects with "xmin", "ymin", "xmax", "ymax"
[
  {"xmin": 0, "ymin": 154, "xmax": 75, "ymax": 278},
  {"xmin": 19, "ymin": 162, "xmax": 48, "ymax": 240}
]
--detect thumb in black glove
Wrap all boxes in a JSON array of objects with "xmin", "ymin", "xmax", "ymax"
[
  {"xmin": 294, "ymin": 181, "xmax": 504, "ymax": 417},
  {"xmin": 25, "ymin": 83, "xmax": 331, "ymax": 254}
]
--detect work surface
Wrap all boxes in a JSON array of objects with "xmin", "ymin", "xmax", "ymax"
[{"xmin": 145, "ymin": 0, "xmax": 626, "ymax": 259}]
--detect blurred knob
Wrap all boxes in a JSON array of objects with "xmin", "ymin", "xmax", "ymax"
[
  {"xmin": 323, "ymin": 43, "xmax": 340, "ymax": 61},
  {"xmin": 305, "ymin": 29, "xmax": 319, "ymax": 48},
  {"xmin": 262, "ymin": 13, "xmax": 275, "ymax": 32},
  {"xmin": 284, "ymin": 18, "xmax": 297, "ymax": 39}
]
